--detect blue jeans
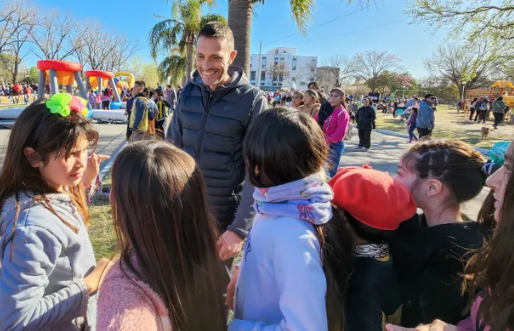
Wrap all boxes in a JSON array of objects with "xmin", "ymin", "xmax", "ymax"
[
  {"xmin": 408, "ymin": 124, "xmax": 418, "ymax": 141},
  {"xmin": 328, "ymin": 141, "xmax": 344, "ymax": 178}
]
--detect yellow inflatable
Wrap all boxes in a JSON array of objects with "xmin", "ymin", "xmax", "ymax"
[{"xmin": 114, "ymin": 72, "xmax": 134, "ymax": 88}]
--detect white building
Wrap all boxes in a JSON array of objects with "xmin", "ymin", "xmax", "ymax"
[{"xmin": 249, "ymin": 47, "xmax": 318, "ymax": 92}]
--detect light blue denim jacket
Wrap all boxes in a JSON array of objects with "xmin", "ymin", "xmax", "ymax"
[{"xmin": 0, "ymin": 192, "xmax": 97, "ymax": 330}]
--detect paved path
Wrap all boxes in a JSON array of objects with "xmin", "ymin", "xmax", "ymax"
[
  {"xmin": 340, "ymin": 130, "xmax": 488, "ymax": 220},
  {"xmin": 0, "ymin": 123, "xmax": 127, "ymax": 173}
]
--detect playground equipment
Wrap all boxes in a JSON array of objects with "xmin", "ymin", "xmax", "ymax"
[
  {"xmin": 114, "ymin": 72, "xmax": 134, "ymax": 88},
  {"xmin": 85, "ymin": 70, "xmax": 122, "ymax": 109}
]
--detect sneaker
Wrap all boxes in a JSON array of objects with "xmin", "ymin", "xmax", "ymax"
[
  {"xmin": 354, "ymin": 146, "xmax": 364, "ymax": 150},
  {"xmin": 365, "ymin": 148, "xmax": 372, "ymax": 152}
]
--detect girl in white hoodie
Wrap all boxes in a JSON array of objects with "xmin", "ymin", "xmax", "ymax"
[{"xmin": 229, "ymin": 107, "xmax": 353, "ymax": 331}]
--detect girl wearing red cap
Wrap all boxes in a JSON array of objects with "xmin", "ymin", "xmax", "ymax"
[
  {"xmin": 328, "ymin": 166, "xmax": 417, "ymax": 331},
  {"xmin": 391, "ymin": 140, "xmax": 489, "ymax": 327},
  {"xmin": 228, "ymin": 108, "xmax": 351, "ymax": 331},
  {"xmin": 387, "ymin": 141, "xmax": 514, "ymax": 331}
]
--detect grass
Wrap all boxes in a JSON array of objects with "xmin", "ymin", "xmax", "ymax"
[
  {"xmin": 374, "ymin": 105, "xmax": 514, "ymax": 149},
  {"xmin": 89, "ymin": 175, "xmax": 116, "ymax": 260}
]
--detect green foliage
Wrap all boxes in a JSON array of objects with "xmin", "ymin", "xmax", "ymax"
[
  {"xmin": 158, "ymin": 55, "xmax": 187, "ymax": 86},
  {"xmin": 0, "ymin": 54, "xmax": 15, "ymax": 83}
]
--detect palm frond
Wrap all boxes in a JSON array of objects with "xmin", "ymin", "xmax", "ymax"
[
  {"xmin": 199, "ymin": 13, "xmax": 227, "ymax": 27},
  {"xmin": 158, "ymin": 55, "xmax": 187, "ymax": 86},
  {"xmin": 149, "ymin": 19, "xmax": 184, "ymax": 59},
  {"xmin": 289, "ymin": 0, "xmax": 315, "ymax": 35}
]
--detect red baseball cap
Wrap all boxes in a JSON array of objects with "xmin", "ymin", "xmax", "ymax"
[{"xmin": 328, "ymin": 166, "xmax": 417, "ymax": 230}]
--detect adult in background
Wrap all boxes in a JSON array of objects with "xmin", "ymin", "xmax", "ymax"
[
  {"xmin": 308, "ymin": 81, "xmax": 327, "ymax": 104},
  {"xmin": 129, "ymin": 81, "xmax": 156, "ymax": 142},
  {"xmin": 355, "ymin": 97, "xmax": 376, "ymax": 151},
  {"xmin": 468, "ymin": 97, "xmax": 478, "ymax": 122},
  {"xmin": 404, "ymin": 95, "xmax": 417, "ymax": 110},
  {"xmin": 416, "ymin": 94, "xmax": 436, "ymax": 138},
  {"xmin": 165, "ymin": 84, "xmax": 177, "ymax": 111},
  {"xmin": 167, "ymin": 22, "xmax": 267, "ymax": 264},
  {"xmin": 492, "ymin": 96, "xmax": 509, "ymax": 129}
]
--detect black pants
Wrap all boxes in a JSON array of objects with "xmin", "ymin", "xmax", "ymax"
[
  {"xmin": 493, "ymin": 112, "xmax": 504, "ymax": 128},
  {"xmin": 469, "ymin": 108, "xmax": 475, "ymax": 121},
  {"xmin": 417, "ymin": 127, "xmax": 432, "ymax": 139},
  {"xmin": 475, "ymin": 110, "xmax": 485, "ymax": 122},
  {"xmin": 358, "ymin": 129, "xmax": 372, "ymax": 149}
]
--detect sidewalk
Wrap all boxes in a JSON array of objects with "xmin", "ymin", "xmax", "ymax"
[{"xmin": 341, "ymin": 130, "xmax": 488, "ymax": 220}]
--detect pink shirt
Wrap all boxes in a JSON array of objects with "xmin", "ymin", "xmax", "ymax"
[{"xmin": 314, "ymin": 105, "xmax": 350, "ymax": 145}]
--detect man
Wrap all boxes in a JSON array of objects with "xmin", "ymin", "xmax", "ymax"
[
  {"xmin": 308, "ymin": 81, "xmax": 327, "ymax": 104},
  {"xmin": 167, "ymin": 22, "xmax": 267, "ymax": 261},
  {"xmin": 416, "ymin": 93, "xmax": 437, "ymax": 138},
  {"xmin": 492, "ymin": 96, "xmax": 509, "ymax": 129},
  {"xmin": 129, "ymin": 81, "xmax": 156, "ymax": 142},
  {"xmin": 165, "ymin": 84, "xmax": 177, "ymax": 111}
]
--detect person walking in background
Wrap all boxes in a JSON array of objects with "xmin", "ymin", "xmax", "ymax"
[
  {"xmin": 129, "ymin": 81, "xmax": 156, "ymax": 142},
  {"xmin": 101, "ymin": 88, "xmax": 111, "ymax": 110},
  {"xmin": 87, "ymin": 89, "xmax": 96, "ymax": 109},
  {"xmin": 468, "ymin": 97, "xmax": 478, "ymax": 122},
  {"xmin": 166, "ymin": 22, "xmax": 267, "ymax": 271},
  {"xmin": 165, "ymin": 84, "xmax": 177, "ymax": 111},
  {"xmin": 315, "ymin": 88, "xmax": 350, "ymax": 177},
  {"xmin": 308, "ymin": 81, "xmax": 327, "ymax": 104},
  {"xmin": 492, "ymin": 96, "xmax": 509, "ymax": 129},
  {"xmin": 406, "ymin": 107, "xmax": 418, "ymax": 143},
  {"xmin": 416, "ymin": 94, "xmax": 436, "ymax": 138},
  {"xmin": 474, "ymin": 97, "xmax": 488, "ymax": 123},
  {"xmin": 97, "ymin": 141, "xmax": 227, "ymax": 331},
  {"xmin": 355, "ymin": 97, "xmax": 376, "ymax": 151},
  {"xmin": 298, "ymin": 89, "xmax": 321, "ymax": 117},
  {"xmin": 154, "ymin": 89, "xmax": 172, "ymax": 139}
]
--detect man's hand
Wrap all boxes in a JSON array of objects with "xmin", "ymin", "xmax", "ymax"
[
  {"xmin": 217, "ymin": 230, "xmax": 243, "ymax": 260},
  {"xmin": 83, "ymin": 153, "xmax": 110, "ymax": 187},
  {"xmin": 385, "ymin": 320, "xmax": 458, "ymax": 331},
  {"xmin": 226, "ymin": 265, "xmax": 239, "ymax": 311}
]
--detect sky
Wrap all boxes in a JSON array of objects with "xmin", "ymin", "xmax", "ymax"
[{"xmin": 30, "ymin": 0, "xmax": 449, "ymax": 79}]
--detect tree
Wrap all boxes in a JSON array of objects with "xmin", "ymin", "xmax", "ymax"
[
  {"xmin": 266, "ymin": 62, "xmax": 290, "ymax": 85},
  {"xmin": 30, "ymin": 11, "xmax": 80, "ymax": 60},
  {"xmin": 407, "ymin": 0, "xmax": 514, "ymax": 44},
  {"xmin": 349, "ymin": 50, "xmax": 403, "ymax": 91},
  {"xmin": 138, "ymin": 63, "xmax": 160, "ymax": 88},
  {"xmin": 0, "ymin": 0, "xmax": 34, "ymax": 55},
  {"xmin": 149, "ymin": 0, "xmax": 226, "ymax": 84},
  {"xmin": 324, "ymin": 55, "xmax": 352, "ymax": 87},
  {"xmin": 228, "ymin": 0, "xmax": 372, "ymax": 74},
  {"xmin": 74, "ymin": 22, "xmax": 137, "ymax": 71},
  {"xmin": 424, "ymin": 42, "xmax": 496, "ymax": 97},
  {"xmin": 0, "ymin": 53, "xmax": 16, "ymax": 83}
]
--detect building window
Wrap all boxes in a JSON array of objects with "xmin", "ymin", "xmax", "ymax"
[
  {"xmin": 250, "ymin": 71, "xmax": 256, "ymax": 81},
  {"xmin": 261, "ymin": 71, "xmax": 265, "ymax": 81}
]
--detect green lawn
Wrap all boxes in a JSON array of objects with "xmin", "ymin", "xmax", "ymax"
[
  {"xmin": 375, "ymin": 105, "xmax": 513, "ymax": 149},
  {"xmin": 89, "ymin": 176, "xmax": 116, "ymax": 260}
]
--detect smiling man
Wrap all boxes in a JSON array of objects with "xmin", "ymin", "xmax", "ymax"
[{"xmin": 166, "ymin": 22, "xmax": 267, "ymax": 261}]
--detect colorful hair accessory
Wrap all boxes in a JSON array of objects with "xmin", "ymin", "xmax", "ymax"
[
  {"xmin": 46, "ymin": 93, "xmax": 89, "ymax": 118},
  {"xmin": 46, "ymin": 93, "xmax": 72, "ymax": 117}
]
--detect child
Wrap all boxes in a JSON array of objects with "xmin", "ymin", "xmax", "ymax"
[
  {"xmin": 387, "ymin": 140, "xmax": 514, "ymax": 331},
  {"xmin": 315, "ymin": 88, "xmax": 351, "ymax": 177},
  {"xmin": 88, "ymin": 89, "xmax": 96, "ymax": 109},
  {"xmin": 229, "ymin": 108, "xmax": 351, "ymax": 331},
  {"xmin": 406, "ymin": 107, "xmax": 418, "ymax": 143},
  {"xmin": 329, "ymin": 166, "xmax": 417, "ymax": 331},
  {"xmin": 97, "ymin": 141, "xmax": 226, "ymax": 331},
  {"xmin": 298, "ymin": 89, "xmax": 321, "ymax": 117},
  {"xmin": 391, "ymin": 139, "xmax": 488, "ymax": 326},
  {"xmin": 153, "ymin": 89, "xmax": 172, "ymax": 140},
  {"xmin": 101, "ymin": 89, "xmax": 111, "ymax": 110},
  {"xmin": 0, "ymin": 95, "xmax": 111, "ymax": 330}
]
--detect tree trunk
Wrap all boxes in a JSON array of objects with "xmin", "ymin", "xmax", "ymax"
[
  {"xmin": 186, "ymin": 39, "xmax": 194, "ymax": 83},
  {"xmin": 228, "ymin": 0, "xmax": 253, "ymax": 75}
]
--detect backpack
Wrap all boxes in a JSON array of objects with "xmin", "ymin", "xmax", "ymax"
[{"xmin": 129, "ymin": 97, "xmax": 149, "ymax": 132}]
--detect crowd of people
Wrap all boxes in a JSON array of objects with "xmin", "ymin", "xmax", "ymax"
[
  {"xmin": 1, "ymin": 22, "xmax": 513, "ymax": 331},
  {"xmin": 0, "ymin": 82, "xmax": 37, "ymax": 105}
]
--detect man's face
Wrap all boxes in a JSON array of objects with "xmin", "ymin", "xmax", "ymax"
[
  {"xmin": 196, "ymin": 36, "xmax": 237, "ymax": 90},
  {"xmin": 426, "ymin": 96, "xmax": 437, "ymax": 105},
  {"xmin": 133, "ymin": 84, "xmax": 143, "ymax": 95}
]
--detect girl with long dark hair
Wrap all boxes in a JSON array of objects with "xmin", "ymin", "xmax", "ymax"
[
  {"xmin": 229, "ymin": 108, "xmax": 353, "ymax": 331},
  {"xmin": 97, "ymin": 141, "xmax": 226, "ymax": 331}
]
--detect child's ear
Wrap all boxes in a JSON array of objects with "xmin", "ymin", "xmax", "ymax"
[{"xmin": 23, "ymin": 147, "xmax": 42, "ymax": 168}]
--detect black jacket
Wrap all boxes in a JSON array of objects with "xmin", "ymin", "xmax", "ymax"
[
  {"xmin": 355, "ymin": 106, "xmax": 376, "ymax": 130},
  {"xmin": 166, "ymin": 66, "xmax": 267, "ymax": 237},
  {"xmin": 390, "ymin": 215, "xmax": 487, "ymax": 326},
  {"xmin": 346, "ymin": 255, "xmax": 402, "ymax": 331}
]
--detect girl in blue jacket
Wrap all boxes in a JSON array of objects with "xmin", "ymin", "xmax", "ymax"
[
  {"xmin": 0, "ymin": 95, "xmax": 111, "ymax": 330},
  {"xmin": 229, "ymin": 107, "xmax": 352, "ymax": 331}
]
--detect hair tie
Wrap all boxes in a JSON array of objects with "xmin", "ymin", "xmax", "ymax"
[
  {"xmin": 481, "ymin": 161, "xmax": 500, "ymax": 177},
  {"xmin": 46, "ymin": 93, "xmax": 88, "ymax": 118}
]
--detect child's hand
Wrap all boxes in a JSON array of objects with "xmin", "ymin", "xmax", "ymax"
[
  {"xmin": 83, "ymin": 153, "xmax": 110, "ymax": 186},
  {"xmin": 217, "ymin": 230, "xmax": 243, "ymax": 260},
  {"xmin": 85, "ymin": 258, "xmax": 114, "ymax": 294},
  {"xmin": 226, "ymin": 265, "xmax": 240, "ymax": 310},
  {"xmin": 385, "ymin": 320, "xmax": 458, "ymax": 331}
]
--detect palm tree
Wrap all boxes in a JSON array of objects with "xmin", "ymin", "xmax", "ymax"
[
  {"xmin": 149, "ymin": 0, "xmax": 226, "ymax": 84},
  {"xmin": 228, "ymin": 0, "xmax": 371, "ymax": 75},
  {"xmin": 158, "ymin": 48, "xmax": 187, "ymax": 86}
]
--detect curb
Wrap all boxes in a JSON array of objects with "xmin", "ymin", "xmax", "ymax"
[{"xmin": 374, "ymin": 129, "xmax": 490, "ymax": 156}]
